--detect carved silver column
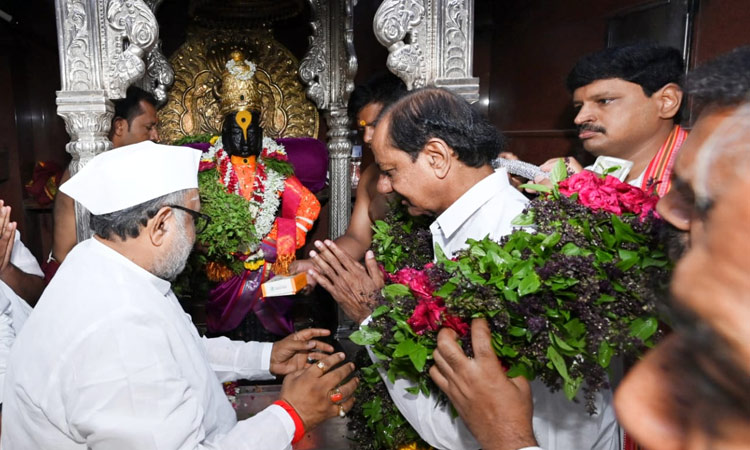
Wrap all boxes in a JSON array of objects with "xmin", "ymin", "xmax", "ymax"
[
  {"xmin": 55, "ymin": 0, "xmax": 161, "ymax": 241},
  {"xmin": 300, "ymin": 0, "xmax": 358, "ymax": 339},
  {"xmin": 374, "ymin": 0, "xmax": 479, "ymax": 103},
  {"xmin": 300, "ymin": 0, "xmax": 358, "ymax": 240}
]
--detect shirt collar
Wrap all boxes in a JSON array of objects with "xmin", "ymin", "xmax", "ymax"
[
  {"xmin": 432, "ymin": 169, "xmax": 511, "ymax": 241},
  {"xmin": 90, "ymin": 238, "xmax": 173, "ymax": 295}
]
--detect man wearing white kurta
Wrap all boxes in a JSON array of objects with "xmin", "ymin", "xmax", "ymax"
[
  {"xmin": 309, "ymin": 88, "xmax": 619, "ymax": 450},
  {"xmin": 2, "ymin": 142, "xmax": 357, "ymax": 449},
  {"xmin": 0, "ymin": 226, "xmax": 45, "ymax": 407}
]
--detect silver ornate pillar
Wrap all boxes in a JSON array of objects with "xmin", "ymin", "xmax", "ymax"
[
  {"xmin": 300, "ymin": 0, "xmax": 358, "ymax": 339},
  {"xmin": 300, "ymin": 0, "xmax": 358, "ymax": 240},
  {"xmin": 55, "ymin": 0, "xmax": 163, "ymax": 241},
  {"xmin": 374, "ymin": 0, "xmax": 479, "ymax": 103}
]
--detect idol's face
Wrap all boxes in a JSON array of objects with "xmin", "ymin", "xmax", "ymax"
[
  {"xmin": 371, "ymin": 115, "xmax": 438, "ymax": 216},
  {"xmin": 222, "ymin": 110, "xmax": 262, "ymax": 158},
  {"xmin": 572, "ymin": 78, "xmax": 665, "ymax": 158}
]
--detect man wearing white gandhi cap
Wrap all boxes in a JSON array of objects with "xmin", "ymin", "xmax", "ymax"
[{"xmin": 1, "ymin": 141, "xmax": 357, "ymax": 449}]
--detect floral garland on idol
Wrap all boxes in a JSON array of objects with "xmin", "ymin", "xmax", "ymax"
[
  {"xmin": 347, "ymin": 161, "xmax": 672, "ymax": 450},
  {"xmin": 175, "ymin": 133, "xmax": 294, "ymax": 280}
]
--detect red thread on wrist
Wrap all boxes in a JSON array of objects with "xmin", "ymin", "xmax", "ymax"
[{"xmin": 273, "ymin": 400, "xmax": 305, "ymax": 444}]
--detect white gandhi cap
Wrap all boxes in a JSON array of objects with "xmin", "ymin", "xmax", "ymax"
[{"xmin": 60, "ymin": 141, "xmax": 202, "ymax": 215}]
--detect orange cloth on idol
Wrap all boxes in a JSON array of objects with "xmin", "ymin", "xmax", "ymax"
[{"xmin": 230, "ymin": 155, "xmax": 320, "ymax": 249}]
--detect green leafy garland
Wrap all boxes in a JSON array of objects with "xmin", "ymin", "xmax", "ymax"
[{"xmin": 196, "ymin": 168, "xmax": 257, "ymax": 274}]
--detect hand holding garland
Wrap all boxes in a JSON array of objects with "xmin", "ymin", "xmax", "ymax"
[
  {"xmin": 307, "ymin": 240, "xmax": 384, "ymax": 324},
  {"xmin": 431, "ymin": 319, "xmax": 539, "ymax": 450}
]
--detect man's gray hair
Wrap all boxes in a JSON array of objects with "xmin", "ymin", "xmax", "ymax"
[
  {"xmin": 693, "ymin": 103, "xmax": 750, "ymax": 209},
  {"xmin": 90, "ymin": 189, "xmax": 191, "ymax": 241}
]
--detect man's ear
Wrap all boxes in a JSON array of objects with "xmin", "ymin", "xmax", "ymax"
[
  {"xmin": 656, "ymin": 83, "xmax": 683, "ymax": 120},
  {"xmin": 147, "ymin": 206, "xmax": 173, "ymax": 247},
  {"xmin": 422, "ymin": 138, "xmax": 453, "ymax": 179},
  {"xmin": 112, "ymin": 118, "xmax": 128, "ymax": 136}
]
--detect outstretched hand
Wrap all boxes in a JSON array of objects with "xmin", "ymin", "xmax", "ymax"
[
  {"xmin": 430, "ymin": 319, "xmax": 538, "ymax": 450},
  {"xmin": 270, "ymin": 328, "xmax": 335, "ymax": 375},
  {"xmin": 307, "ymin": 240, "xmax": 384, "ymax": 324}
]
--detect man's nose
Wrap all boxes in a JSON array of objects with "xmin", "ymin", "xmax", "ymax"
[
  {"xmin": 363, "ymin": 126, "xmax": 375, "ymax": 144},
  {"xmin": 573, "ymin": 104, "xmax": 594, "ymax": 126},
  {"xmin": 150, "ymin": 128, "xmax": 160, "ymax": 142},
  {"xmin": 376, "ymin": 174, "xmax": 393, "ymax": 194}
]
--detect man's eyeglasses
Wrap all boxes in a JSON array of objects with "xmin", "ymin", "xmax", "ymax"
[{"xmin": 167, "ymin": 204, "xmax": 212, "ymax": 234}]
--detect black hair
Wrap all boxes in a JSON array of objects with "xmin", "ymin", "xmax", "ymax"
[
  {"xmin": 90, "ymin": 190, "xmax": 188, "ymax": 241},
  {"xmin": 566, "ymin": 44, "xmax": 684, "ymax": 96},
  {"xmin": 112, "ymin": 86, "xmax": 158, "ymax": 127},
  {"xmin": 686, "ymin": 46, "xmax": 750, "ymax": 112},
  {"xmin": 347, "ymin": 71, "xmax": 408, "ymax": 121},
  {"xmin": 382, "ymin": 87, "xmax": 504, "ymax": 167}
]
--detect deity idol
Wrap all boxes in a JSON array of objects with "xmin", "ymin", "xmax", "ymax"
[{"xmin": 196, "ymin": 51, "xmax": 321, "ymax": 336}]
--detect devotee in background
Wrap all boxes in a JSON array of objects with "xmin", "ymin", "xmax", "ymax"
[
  {"xmin": 0, "ymin": 200, "xmax": 45, "ymax": 431},
  {"xmin": 2, "ymin": 142, "xmax": 356, "ymax": 449},
  {"xmin": 48, "ymin": 86, "xmax": 159, "ymax": 277},
  {"xmin": 307, "ymin": 87, "xmax": 619, "ymax": 450},
  {"xmin": 289, "ymin": 72, "xmax": 407, "ymax": 283},
  {"xmin": 616, "ymin": 45, "xmax": 750, "ymax": 450},
  {"xmin": 429, "ymin": 46, "xmax": 750, "ymax": 450},
  {"xmin": 536, "ymin": 44, "xmax": 686, "ymax": 197}
]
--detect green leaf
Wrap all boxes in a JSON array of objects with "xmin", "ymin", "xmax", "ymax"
[
  {"xmin": 611, "ymin": 215, "xmax": 640, "ymax": 244},
  {"xmin": 549, "ymin": 158, "xmax": 569, "ymax": 184},
  {"xmin": 511, "ymin": 210, "xmax": 536, "ymax": 226},
  {"xmin": 506, "ymin": 363, "xmax": 533, "ymax": 379},
  {"xmin": 518, "ymin": 272, "xmax": 542, "ymax": 296},
  {"xmin": 433, "ymin": 282, "xmax": 457, "ymax": 298},
  {"xmin": 595, "ymin": 294, "xmax": 616, "ymax": 305},
  {"xmin": 597, "ymin": 340, "xmax": 614, "ymax": 368},
  {"xmin": 563, "ymin": 376, "xmax": 583, "ymax": 401},
  {"xmin": 371, "ymin": 305, "xmax": 390, "ymax": 318},
  {"xmin": 393, "ymin": 339, "xmax": 429, "ymax": 372},
  {"xmin": 564, "ymin": 318, "xmax": 586, "ymax": 338},
  {"xmin": 550, "ymin": 332, "xmax": 575, "ymax": 352},
  {"xmin": 616, "ymin": 249, "xmax": 640, "ymax": 271},
  {"xmin": 547, "ymin": 346, "xmax": 571, "ymax": 382},
  {"xmin": 349, "ymin": 326, "xmax": 383, "ymax": 346},
  {"xmin": 518, "ymin": 183, "xmax": 552, "ymax": 194},
  {"xmin": 630, "ymin": 317, "xmax": 658, "ymax": 342},
  {"xmin": 384, "ymin": 283, "xmax": 412, "ymax": 299}
]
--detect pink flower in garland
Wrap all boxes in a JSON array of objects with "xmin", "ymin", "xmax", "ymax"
[
  {"xmin": 388, "ymin": 267, "xmax": 435, "ymax": 300},
  {"xmin": 558, "ymin": 170, "xmax": 659, "ymax": 219},
  {"xmin": 408, "ymin": 299, "xmax": 445, "ymax": 334},
  {"xmin": 442, "ymin": 314, "xmax": 470, "ymax": 337},
  {"xmin": 199, "ymin": 160, "xmax": 216, "ymax": 172}
]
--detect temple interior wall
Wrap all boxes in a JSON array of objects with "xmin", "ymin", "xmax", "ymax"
[{"xmin": 1, "ymin": 0, "xmax": 749, "ymax": 261}]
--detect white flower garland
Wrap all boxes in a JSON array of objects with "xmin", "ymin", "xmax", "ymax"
[
  {"xmin": 205, "ymin": 136, "xmax": 289, "ymax": 255},
  {"xmin": 225, "ymin": 58, "xmax": 257, "ymax": 81}
]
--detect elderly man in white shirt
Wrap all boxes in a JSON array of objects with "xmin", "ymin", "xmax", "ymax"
[
  {"xmin": 0, "ymin": 201, "xmax": 46, "ymax": 416},
  {"xmin": 307, "ymin": 88, "xmax": 619, "ymax": 450},
  {"xmin": 2, "ymin": 142, "xmax": 358, "ymax": 449}
]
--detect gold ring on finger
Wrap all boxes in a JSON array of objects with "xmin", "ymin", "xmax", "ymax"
[{"xmin": 316, "ymin": 360, "xmax": 327, "ymax": 373}]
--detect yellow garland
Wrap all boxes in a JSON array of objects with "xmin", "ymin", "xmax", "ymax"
[{"xmin": 243, "ymin": 259, "xmax": 265, "ymax": 271}]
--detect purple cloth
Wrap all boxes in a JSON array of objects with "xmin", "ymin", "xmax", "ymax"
[
  {"xmin": 205, "ymin": 267, "xmax": 295, "ymax": 336},
  {"xmin": 278, "ymin": 137, "xmax": 328, "ymax": 193},
  {"xmin": 183, "ymin": 142, "xmax": 212, "ymax": 152}
]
